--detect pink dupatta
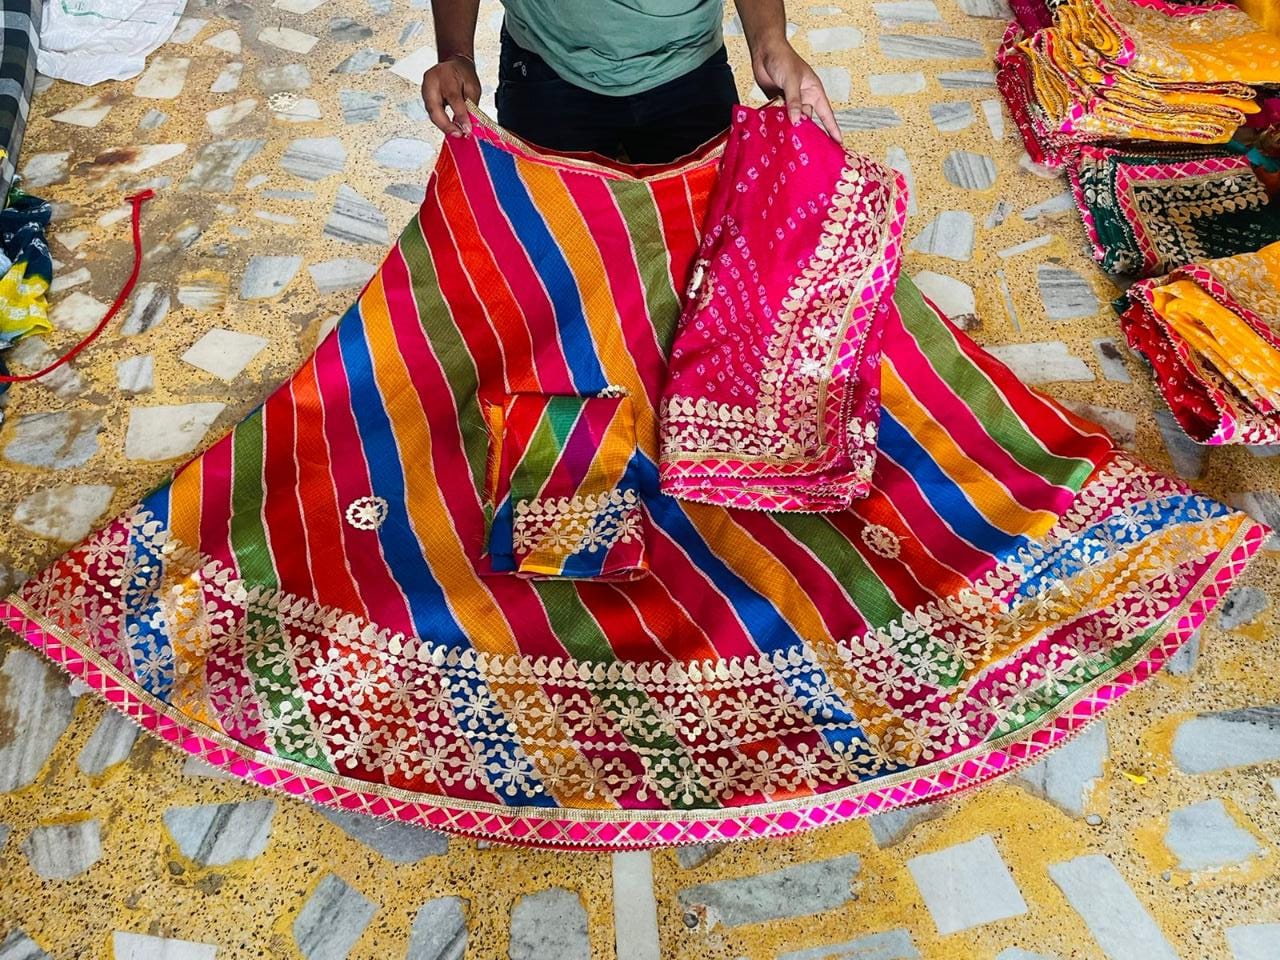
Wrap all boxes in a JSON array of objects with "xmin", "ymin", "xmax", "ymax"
[{"xmin": 658, "ymin": 106, "xmax": 909, "ymax": 512}]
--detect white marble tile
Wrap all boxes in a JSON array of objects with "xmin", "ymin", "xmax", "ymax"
[
  {"xmin": 943, "ymin": 150, "xmax": 997, "ymax": 189},
  {"xmin": 391, "ymin": 44, "xmax": 437, "ymax": 85},
  {"xmin": 509, "ymin": 889, "xmax": 590, "ymax": 960},
  {"xmin": 207, "ymin": 99, "xmax": 258, "ymax": 135},
  {"xmin": 274, "ymin": 98, "xmax": 323, "ymax": 122},
  {"xmin": 112, "ymin": 933, "xmax": 217, "ymax": 960},
  {"xmin": 259, "ymin": 27, "xmax": 319, "ymax": 54},
  {"xmin": 807, "ymin": 26, "xmax": 863, "ymax": 51},
  {"xmin": 49, "ymin": 266, "xmax": 89, "ymax": 294},
  {"xmin": 986, "ymin": 341, "xmax": 1094, "ymax": 382},
  {"xmin": 13, "ymin": 485, "xmax": 115, "ymax": 543},
  {"xmin": 20, "ymin": 152, "xmax": 70, "ymax": 188},
  {"xmin": 125, "ymin": 403, "xmax": 226, "ymax": 461},
  {"xmin": 274, "ymin": 0, "xmax": 330, "ymax": 11},
  {"xmin": 204, "ymin": 28, "xmax": 241, "ymax": 53},
  {"xmin": 909, "ymin": 211, "xmax": 973, "ymax": 260},
  {"xmin": 182, "ymin": 329, "xmax": 269, "ymax": 381},
  {"xmin": 21, "ymin": 822, "xmax": 102, "ymax": 879},
  {"xmin": 139, "ymin": 109, "xmax": 169, "ymax": 129},
  {"xmin": 324, "ymin": 185, "xmax": 388, "ymax": 245},
  {"xmin": 177, "ymin": 271, "xmax": 230, "ymax": 311},
  {"xmin": 294, "ymin": 874, "xmax": 377, "ymax": 960},
  {"xmin": 169, "ymin": 16, "xmax": 208, "ymax": 43},
  {"xmin": 873, "ymin": 0, "xmax": 941, "ymax": 21},
  {"xmin": 78, "ymin": 710, "xmax": 140, "ymax": 775},
  {"xmin": 122, "ymin": 283, "xmax": 170, "ymax": 335},
  {"xmin": 981, "ymin": 98, "xmax": 1006, "ymax": 140},
  {"xmin": 373, "ymin": 137, "xmax": 432, "ymax": 170},
  {"xmin": 117, "ymin": 355, "xmax": 155, "ymax": 394},
  {"xmin": 0, "ymin": 649, "xmax": 76, "ymax": 791},
  {"xmin": 240, "ymin": 255, "xmax": 303, "ymax": 299},
  {"xmin": 814, "ymin": 66, "xmax": 852, "ymax": 102},
  {"xmin": 50, "ymin": 292, "xmax": 108, "ymax": 333},
  {"xmin": 407, "ymin": 897, "xmax": 468, "ymax": 960},
  {"xmin": 211, "ymin": 62, "xmax": 243, "ymax": 93},
  {"xmin": 56, "ymin": 228, "xmax": 90, "ymax": 252},
  {"xmin": 259, "ymin": 64, "xmax": 312, "ymax": 93},
  {"xmin": 613, "ymin": 852, "xmax": 660, "ymax": 960},
  {"xmin": 868, "ymin": 72, "xmax": 925, "ymax": 95},
  {"xmin": 908, "ymin": 836, "xmax": 1027, "ymax": 935},
  {"xmin": 309, "ymin": 258, "xmax": 377, "ymax": 294},
  {"xmin": 281, "ymin": 137, "xmax": 347, "ymax": 180},
  {"xmin": 50, "ymin": 95, "xmax": 112, "ymax": 128},
  {"xmin": 997, "ymin": 235, "xmax": 1053, "ymax": 258},
  {"xmin": 911, "ymin": 270, "xmax": 975, "ymax": 322},
  {"xmin": 885, "ymin": 146, "xmax": 918, "ymax": 215},
  {"xmin": 930, "ymin": 102, "xmax": 974, "ymax": 132},
  {"xmin": 135, "ymin": 57, "xmax": 191, "ymax": 99}
]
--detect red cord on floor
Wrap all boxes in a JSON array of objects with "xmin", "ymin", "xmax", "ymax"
[{"xmin": 0, "ymin": 189, "xmax": 154, "ymax": 383}]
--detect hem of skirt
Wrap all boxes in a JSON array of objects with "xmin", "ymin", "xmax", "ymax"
[{"xmin": 0, "ymin": 518, "xmax": 1264, "ymax": 850}]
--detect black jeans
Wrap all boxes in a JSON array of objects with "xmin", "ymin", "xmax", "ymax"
[{"xmin": 495, "ymin": 27, "xmax": 739, "ymax": 164}]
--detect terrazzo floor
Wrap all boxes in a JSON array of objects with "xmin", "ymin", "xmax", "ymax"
[{"xmin": 2, "ymin": 1, "xmax": 1280, "ymax": 958}]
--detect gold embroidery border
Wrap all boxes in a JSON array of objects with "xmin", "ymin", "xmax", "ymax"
[{"xmin": 1, "ymin": 514, "xmax": 1253, "ymax": 826}]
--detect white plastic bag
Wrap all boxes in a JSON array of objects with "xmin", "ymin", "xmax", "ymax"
[{"xmin": 37, "ymin": 0, "xmax": 189, "ymax": 86}]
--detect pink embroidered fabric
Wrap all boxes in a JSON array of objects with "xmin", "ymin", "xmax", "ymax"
[{"xmin": 658, "ymin": 106, "xmax": 910, "ymax": 512}]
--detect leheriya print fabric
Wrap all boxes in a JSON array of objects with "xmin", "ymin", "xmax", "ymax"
[
  {"xmin": 1119, "ymin": 240, "xmax": 1280, "ymax": 445},
  {"xmin": 659, "ymin": 106, "xmax": 907, "ymax": 512},
  {"xmin": 1066, "ymin": 144, "xmax": 1280, "ymax": 277},
  {"xmin": 0, "ymin": 107, "xmax": 1267, "ymax": 849}
]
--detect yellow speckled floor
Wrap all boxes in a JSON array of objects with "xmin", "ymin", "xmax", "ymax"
[{"xmin": 1, "ymin": 2, "xmax": 1279, "ymax": 959}]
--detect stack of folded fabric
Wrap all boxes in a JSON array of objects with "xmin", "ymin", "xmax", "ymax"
[
  {"xmin": 1118, "ymin": 239, "xmax": 1280, "ymax": 444},
  {"xmin": 1066, "ymin": 144, "xmax": 1280, "ymax": 276},
  {"xmin": 997, "ymin": 0, "xmax": 1280, "ymax": 168}
]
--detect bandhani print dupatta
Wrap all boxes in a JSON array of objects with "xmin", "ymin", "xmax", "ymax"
[
  {"xmin": 658, "ymin": 106, "xmax": 907, "ymax": 512},
  {"xmin": 0, "ymin": 108, "xmax": 1265, "ymax": 849}
]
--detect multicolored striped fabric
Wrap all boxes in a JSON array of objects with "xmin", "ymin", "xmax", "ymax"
[
  {"xmin": 0, "ymin": 109, "xmax": 1266, "ymax": 849},
  {"xmin": 485, "ymin": 392, "xmax": 647, "ymax": 579}
]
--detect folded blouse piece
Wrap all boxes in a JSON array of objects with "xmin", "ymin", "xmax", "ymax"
[
  {"xmin": 1118, "ymin": 240, "xmax": 1280, "ymax": 444},
  {"xmin": 998, "ymin": 0, "xmax": 1280, "ymax": 167},
  {"xmin": 1067, "ymin": 145, "xmax": 1280, "ymax": 276},
  {"xmin": 485, "ymin": 392, "xmax": 647, "ymax": 580},
  {"xmin": 659, "ymin": 105, "xmax": 908, "ymax": 512}
]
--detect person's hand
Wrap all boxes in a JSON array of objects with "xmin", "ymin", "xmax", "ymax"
[
  {"xmin": 751, "ymin": 39, "xmax": 841, "ymax": 140},
  {"xmin": 422, "ymin": 55, "xmax": 482, "ymax": 138}
]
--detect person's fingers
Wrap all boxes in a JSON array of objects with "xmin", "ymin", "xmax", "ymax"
[
  {"xmin": 784, "ymin": 73, "xmax": 803, "ymax": 124},
  {"xmin": 813, "ymin": 93, "xmax": 842, "ymax": 141},
  {"xmin": 801, "ymin": 103, "xmax": 814, "ymax": 120},
  {"xmin": 446, "ymin": 87, "xmax": 472, "ymax": 136},
  {"xmin": 423, "ymin": 73, "xmax": 461, "ymax": 137}
]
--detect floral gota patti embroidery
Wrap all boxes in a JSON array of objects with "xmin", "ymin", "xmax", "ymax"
[{"xmin": 658, "ymin": 105, "xmax": 909, "ymax": 513}]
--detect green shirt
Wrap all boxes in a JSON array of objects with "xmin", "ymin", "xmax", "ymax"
[{"xmin": 501, "ymin": 0, "xmax": 725, "ymax": 97}]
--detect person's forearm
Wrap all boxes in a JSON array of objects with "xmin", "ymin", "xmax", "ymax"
[
  {"xmin": 732, "ymin": 0, "xmax": 790, "ymax": 56},
  {"xmin": 433, "ymin": 0, "xmax": 481, "ymax": 61}
]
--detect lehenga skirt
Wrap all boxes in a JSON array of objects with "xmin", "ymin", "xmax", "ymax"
[{"xmin": 0, "ymin": 111, "xmax": 1265, "ymax": 849}]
